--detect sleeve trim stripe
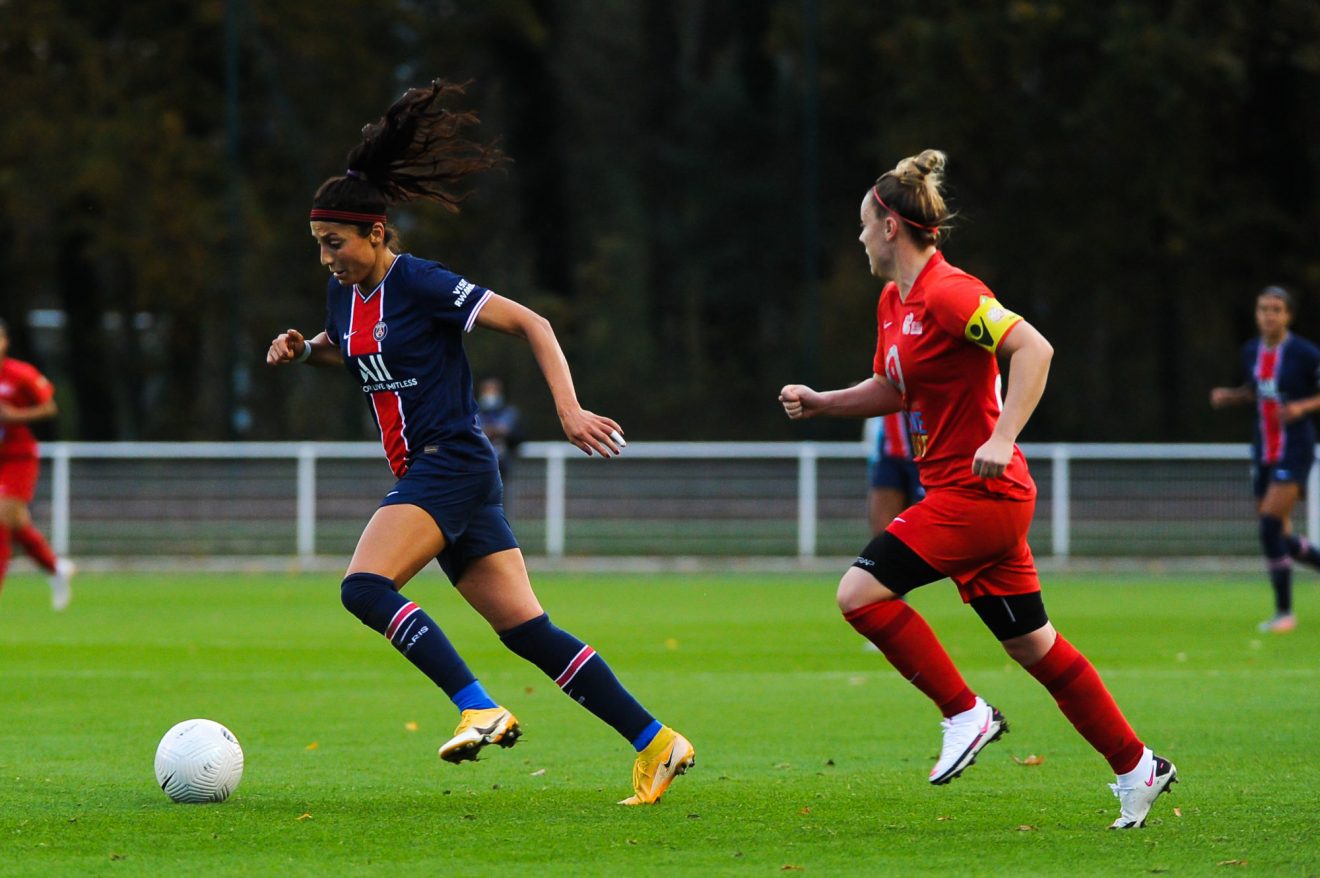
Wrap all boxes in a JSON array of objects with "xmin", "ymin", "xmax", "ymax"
[{"xmin": 465, "ymin": 289, "xmax": 494, "ymax": 333}]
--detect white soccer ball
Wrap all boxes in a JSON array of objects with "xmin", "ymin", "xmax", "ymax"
[{"xmin": 154, "ymin": 719, "xmax": 245, "ymax": 804}]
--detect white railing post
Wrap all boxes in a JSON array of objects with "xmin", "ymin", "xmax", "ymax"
[
  {"xmin": 798, "ymin": 443, "xmax": 818, "ymax": 559},
  {"xmin": 546, "ymin": 448, "xmax": 566, "ymax": 557},
  {"xmin": 1052, "ymin": 444, "xmax": 1070, "ymax": 560},
  {"xmin": 296, "ymin": 443, "xmax": 317, "ymax": 562},
  {"xmin": 50, "ymin": 442, "xmax": 72, "ymax": 555}
]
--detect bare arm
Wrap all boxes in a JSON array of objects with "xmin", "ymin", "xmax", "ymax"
[
  {"xmin": 1210, "ymin": 384, "xmax": 1255, "ymax": 408},
  {"xmin": 971, "ymin": 320, "xmax": 1053, "ymax": 479},
  {"xmin": 474, "ymin": 294, "xmax": 624, "ymax": 458},
  {"xmin": 266, "ymin": 329, "xmax": 341, "ymax": 367},
  {"xmin": 779, "ymin": 374, "xmax": 903, "ymax": 421},
  {"xmin": 1281, "ymin": 392, "xmax": 1320, "ymax": 424},
  {"xmin": 0, "ymin": 397, "xmax": 57, "ymax": 424}
]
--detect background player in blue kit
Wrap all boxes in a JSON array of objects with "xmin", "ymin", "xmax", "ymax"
[
  {"xmin": 266, "ymin": 80, "xmax": 693, "ymax": 805},
  {"xmin": 862, "ymin": 412, "xmax": 924, "ymax": 536},
  {"xmin": 1211, "ymin": 285, "xmax": 1320, "ymax": 633}
]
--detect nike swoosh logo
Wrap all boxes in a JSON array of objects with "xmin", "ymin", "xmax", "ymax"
[
  {"xmin": 1144, "ymin": 765, "xmax": 1157, "ymax": 787},
  {"xmin": 883, "ymin": 321, "xmax": 893, "ymax": 328},
  {"xmin": 661, "ymin": 750, "xmax": 676, "ymax": 770},
  {"xmin": 386, "ymin": 491, "xmax": 399, "ymax": 497},
  {"xmin": 475, "ymin": 713, "xmax": 509, "ymax": 736}
]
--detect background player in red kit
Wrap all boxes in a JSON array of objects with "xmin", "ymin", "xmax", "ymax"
[
  {"xmin": 0, "ymin": 318, "xmax": 74, "ymax": 610},
  {"xmin": 780, "ymin": 150, "xmax": 1177, "ymax": 829},
  {"xmin": 266, "ymin": 80, "xmax": 692, "ymax": 805},
  {"xmin": 1210, "ymin": 286, "xmax": 1320, "ymax": 633}
]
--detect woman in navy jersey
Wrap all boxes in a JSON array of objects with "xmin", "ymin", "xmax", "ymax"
[
  {"xmin": 266, "ymin": 80, "xmax": 692, "ymax": 805},
  {"xmin": 1211, "ymin": 286, "xmax": 1320, "ymax": 633}
]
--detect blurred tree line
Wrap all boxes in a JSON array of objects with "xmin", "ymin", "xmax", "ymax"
[{"xmin": 1, "ymin": 0, "xmax": 1317, "ymax": 443}]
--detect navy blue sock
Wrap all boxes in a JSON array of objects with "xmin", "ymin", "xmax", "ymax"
[
  {"xmin": 499, "ymin": 613, "xmax": 656, "ymax": 746},
  {"xmin": 340, "ymin": 572, "xmax": 489, "ymax": 705},
  {"xmin": 1260, "ymin": 517, "xmax": 1293, "ymax": 614},
  {"xmin": 1285, "ymin": 534, "xmax": 1320, "ymax": 569}
]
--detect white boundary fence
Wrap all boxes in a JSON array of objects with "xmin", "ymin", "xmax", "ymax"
[{"xmin": 35, "ymin": 441, "xmax": 1314, "ymax": 561}]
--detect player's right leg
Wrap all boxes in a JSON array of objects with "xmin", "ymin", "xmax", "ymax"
[
  {"xmin": 1258, "ymin": 480, "xmax": 1300, "ymax": 632},
  {"xmin": 841, "ymin": 531, "xmax": 1005, "ymax": 785},
  {"xmin": 0, "ymin": 522, "xmax": 11, "ymax": 596},
  {"xmin": 343, "ymin": 504, "xmax": 518, "ymax": 763}
]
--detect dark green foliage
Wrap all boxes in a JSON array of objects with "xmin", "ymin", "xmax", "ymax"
[{"xmin": 1, "ymin": 2, "xmax": 1317, "ymax": 441}]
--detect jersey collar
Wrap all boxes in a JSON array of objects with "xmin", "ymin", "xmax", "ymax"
[{"xmin": 353, "ymin": 253, "xmax": 404, "ymax": 303}]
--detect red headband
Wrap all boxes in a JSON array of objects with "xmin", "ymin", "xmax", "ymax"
[
  {"xmin": 309, "ymin": 208, "xmax": 387, "ymax": 224},
  {"xmin": 871, "ymin": 186, "xmax": 939, "ymax": 234}
]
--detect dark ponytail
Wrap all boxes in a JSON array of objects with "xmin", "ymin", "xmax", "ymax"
[{"xmin": 311, "ymin": 79, "xmax": 506, "ymax": 235}]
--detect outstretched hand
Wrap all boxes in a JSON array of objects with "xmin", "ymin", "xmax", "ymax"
[
  {"xmin": 779, "ymin": 384, "xmax": 822, "ymax": 420},
  {"xmin": 560, "ymin": 408, "xmax": 626, "ymax": 458},
  {"xmin": 266, "ymin": 328, "xmax": 306, "ymax": 365}
]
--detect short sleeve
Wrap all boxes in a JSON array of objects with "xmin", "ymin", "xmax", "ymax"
[
  {"xmin": 417, "ymin": 262, "xmax": 494, "ymax": 333},
  {"xmin": 927, "ymin": 276, "xmax": 1023, "ymax": 354},
  {"xmin": 24, "ymin": 366, "xmax": 54, "ymax": 405}
]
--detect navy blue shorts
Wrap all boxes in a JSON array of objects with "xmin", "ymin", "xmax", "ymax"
[
  {"xmin": 380, "ymin": 454, "xmax": 519, "ymax": 584},
  {"xmin": 869, "ymin": 456, "xmax": 925, "ymax": 500},
  {"xmin": 1252, "ymin": 450, "xmax": 1314, "ymax": 499}
]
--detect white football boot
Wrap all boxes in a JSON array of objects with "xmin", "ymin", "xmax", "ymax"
[
  {"xmin": 1109, "ymin": 747, "xmax": 1178, "ymax": 829},
  {"xmin": 49, "ymin": 558, "xmax": 75, "ymax": 612},
  {"xmin": 929, "ymin": 696, "xmax": 1007, "ymax": 785}
]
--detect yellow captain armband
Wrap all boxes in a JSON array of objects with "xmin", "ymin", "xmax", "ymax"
[{"xmin": 963, "ymin": 295, "xmax": 1023, "ymax": 352}]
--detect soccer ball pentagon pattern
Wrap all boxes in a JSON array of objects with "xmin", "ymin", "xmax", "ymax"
[{"xmin": 154, "ymin": 719, "xmax": 245, "ymax": 804}]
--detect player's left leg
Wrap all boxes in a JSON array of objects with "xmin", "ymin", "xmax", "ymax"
[
  {"xmin": 0, "ymin": 495, "xmax": 23, "ymax": 597},
  {"xmin": 972, "ymin": 582, "xmax": 1177, "ymax": 828},
  {"xmin": 457, "ymin": 548, "xmax": 694, "ymax": 804}
]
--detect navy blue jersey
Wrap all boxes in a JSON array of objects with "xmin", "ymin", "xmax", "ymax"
[
  {"xmin": 324, "ymin": 253, "xmax": 498, "ymax": 477},
  {"xmin": 1241, "ymin": 334, "xmax": 1320, "ymax": 465}
]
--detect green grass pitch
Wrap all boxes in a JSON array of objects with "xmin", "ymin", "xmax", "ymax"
[{"xmin": 1, "ymin": 569, "xmax": 1316, "ymax": 876}]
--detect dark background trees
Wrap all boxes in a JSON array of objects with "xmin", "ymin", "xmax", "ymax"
[{"xmin": 2, "ymin": 0, "xmax": 1317, "ymax": 444}]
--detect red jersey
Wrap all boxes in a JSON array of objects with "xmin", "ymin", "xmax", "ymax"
[
  {"xmin": 0, "ymin": 357, "xmax": 55, "ymax": 459},
  {"xmin": 872, "ymin": 251, "xmax": 1035, "ymax": 499}
]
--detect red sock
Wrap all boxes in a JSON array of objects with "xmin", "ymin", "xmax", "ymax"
[
  {"xmin": 0, "ymin": 526, "xmax": 11, "ymax": 592},
  {"xmin": 845, "ymin": 601, "xmax": 977, "ymax": 718},
  {"xmin": 1026, "ymin": 634, "xmax": 1145, "ymax": 774},
  {"xmin": 14, "ymin": 524, "xmax": 57, "ymax": 573}
]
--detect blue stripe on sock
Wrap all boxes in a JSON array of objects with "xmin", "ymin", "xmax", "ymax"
[
  {"xmin": 631, "ymin": 719, "xmax": 663, "ymax": 752},
  {"xmin": 453, "ymin": 680, "xmax": 498, "ymax": 712}
]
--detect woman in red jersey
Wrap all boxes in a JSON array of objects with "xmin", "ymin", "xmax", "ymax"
[
  {"xmin": 266, "ymin": 81, "xmax": 691, "ymax": 805},
  {"xmin": 780, "ymin": 150, "xmax": 1176, "ymax": 829},
  {"xmin": 0, "ymin": 318, "xmax": 75, "ymax": 610}
]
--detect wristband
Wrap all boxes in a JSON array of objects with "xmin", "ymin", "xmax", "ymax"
[{"xmin": 295, "ymin": 342, "xmax": 313, "ymax": 363}]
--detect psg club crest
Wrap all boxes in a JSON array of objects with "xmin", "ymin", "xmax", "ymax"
[{"xmin": 372, "ymin": 321, "xmax": 388, "ymax": 342}]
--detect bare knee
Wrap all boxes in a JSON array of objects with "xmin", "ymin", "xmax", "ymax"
[
  {"xmin": 1000, "ymin": 623, "xmax": 1057, "ymax": 667},
  {"xmin": 837, "ymin": 566, "xmax": 901, "ymax": 614}
]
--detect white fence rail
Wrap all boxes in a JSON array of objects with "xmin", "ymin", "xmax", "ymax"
[{"xmin": 34, "ymin": 441, "xmax": 1309, "ymax": 561}]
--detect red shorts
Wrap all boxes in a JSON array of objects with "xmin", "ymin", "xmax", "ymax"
[
  {"xmin": 0, "ymin": 457, "xmax": 40, "ymax": 503},
  {"xmin": 886, "ymin": 487, "xmax": 1040, "ymax": 602}
]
